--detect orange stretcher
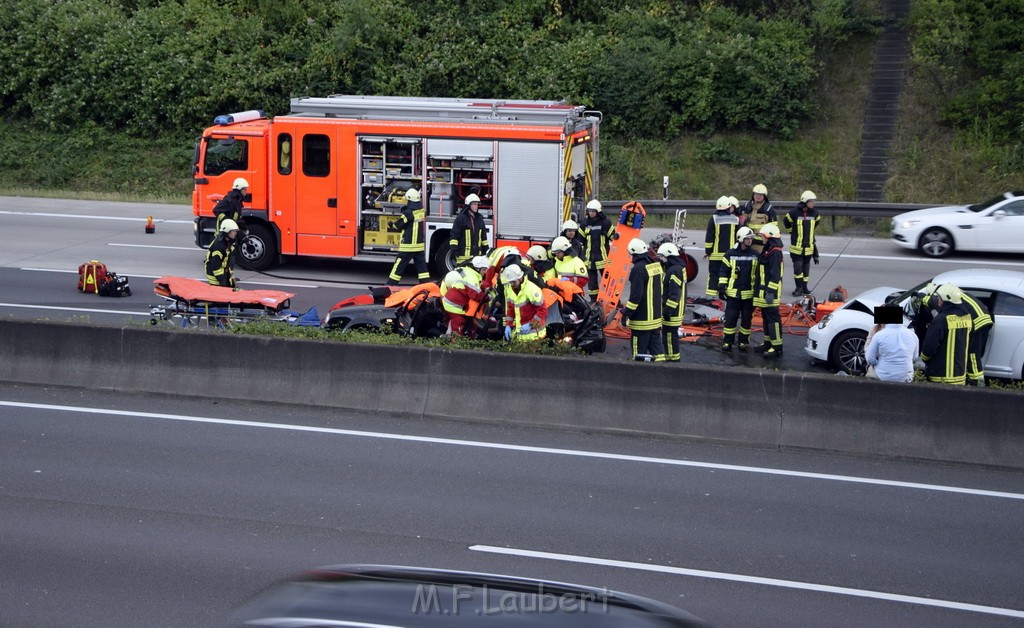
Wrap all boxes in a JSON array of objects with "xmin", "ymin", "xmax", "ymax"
[{"xmin": 150, "ymin": 276, "xmax": 306, "ymax": 328}]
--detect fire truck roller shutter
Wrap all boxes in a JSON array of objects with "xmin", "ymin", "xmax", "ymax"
[{"xmin": 496, "ymin": 142, "xmax": 561, "ymax": 240}]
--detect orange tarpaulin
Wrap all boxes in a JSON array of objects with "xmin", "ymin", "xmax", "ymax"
[{"xmin": 153, "ymin": 276, "xmax": 294, "ymax": 310}]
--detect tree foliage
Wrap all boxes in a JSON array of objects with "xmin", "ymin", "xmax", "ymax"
[
  {"xmin": 911, "ymin": 0, "xmax": 1024, "ymax": 138},
  {"xmin": 0, "ymin": 0, "xmax": 876, "ymax": 139}
]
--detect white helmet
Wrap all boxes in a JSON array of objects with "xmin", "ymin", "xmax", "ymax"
[
  {"xmin": 443, "ymin": 270, "xmax": 463, "ymax": 286},
  {"xmin": 561, "ymin": 219, "xmax": 579, "ymax": 232},
  {"xmin": 627, "ymin": 238, "xmax": 648, "ymax": 255},
  {"xmin": 470, "ymin": 256, "xmax": 490, "ymax": 270},
  {"xmin": 586, "ymin": 199, "xmax": 602, "ymax": 212},
  {"xmin": 500, "ymin": 264, "xmax": 524, "ymax": 283},
  {"xmin": 219, "ymin": 218, "xmax": 240, "ymax": 233},
  {"xmin": 800, "ymin": 190, "xmax": 817, "ymax": 203},
  {"xmin": 657, "ymin": 242, "xmax": 680, "ymax": 258},
  {"xmin": 232, "ymin": 177, "xmax": 250, "ymax": 190},
  {"xmin": 405, "ymin": 188, "xmax": 421, "ymax": 202},
  {"xmin": 752, "ymin": 183, "xmax": 768, "ymax": 195},
  {"xmin": 551, "ymin": 236, "xmax": 572, "ymax": 253},
  {"xmin": 937, "ymin": 283, "xmax": 963, "ymax": 304},
  {"xmin": 728, "ymin": 196, "xmax": 740, "ymax": 208},
  {"xmin": 759, "ymin": 223, "xmax": 781, "ymax": 239},
  {"xmin": 736, "ymin": 226, "xmax": 755, "ymax": 242},
  {"xmin": 715, "ymin": 196, "xmax": 731, "ymax": 210},
  {"xmin": 526, "ymin": 245, "xmax": 548, "ymax": 262},
  {"xmin": 464, "ymin": 194, "xmax": 481, "ymax": 205}
]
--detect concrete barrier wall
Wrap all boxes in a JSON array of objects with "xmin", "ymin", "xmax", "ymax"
[{"xmin": 1, "ymin": 319, "xmax": 1022, "ymax": 468}]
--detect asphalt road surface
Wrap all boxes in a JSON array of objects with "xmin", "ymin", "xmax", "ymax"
[
  {"xmin": 1, "ymin": 384, "xmax": 1023, "ymax": 627},
  {"xmin": 1, "ymin": 196, "xmax": 1021, "ymax": 374}
]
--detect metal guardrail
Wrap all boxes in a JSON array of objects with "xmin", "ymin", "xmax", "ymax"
[{"xmin": 605, "ymin": 199, "xmax": 933, "ymax": 218}]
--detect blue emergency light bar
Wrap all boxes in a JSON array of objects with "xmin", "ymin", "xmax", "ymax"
[{"xmin": 214, "ymin": 110, "xmax": 266, "ymax": 125}]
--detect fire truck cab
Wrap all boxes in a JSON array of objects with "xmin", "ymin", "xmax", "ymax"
[{"xmin": 193, "ymin": 95, "xmax": 601, "ymax": 272}]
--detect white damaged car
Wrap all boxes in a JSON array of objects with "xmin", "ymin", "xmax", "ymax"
[
  {"xmin": 806, "ymin": 269, "xmax": 1024, "ymax": 379},
  {"xmin": 891, "ymin": 191, "xmax": 1024, "ymax": 257}
]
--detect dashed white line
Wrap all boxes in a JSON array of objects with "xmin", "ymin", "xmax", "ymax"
[
  {"xmin": 0, "ymin": 209, "xmax": 192, "ymax": 223},
  {"xmin": 469, "ymin": 545, "xmax": 1024, "ymax": 619},
  {"xmin": 0, "ymin": 400, "xmax": 1021, "ymax": 501}
]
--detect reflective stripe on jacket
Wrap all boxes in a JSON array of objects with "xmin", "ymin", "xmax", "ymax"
[
  {"xmin": 783, "ymin": 203, "xmax": 820, "ymax": 255},
  {"xmin": 624, "ymin": 255, "xmax": 664, "ymax": 331},
  {"xmin": 395, "ymin": 200, "xmax": 426, "ymax": 252}
]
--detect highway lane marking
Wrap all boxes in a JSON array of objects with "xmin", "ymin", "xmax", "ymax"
[
  {"xmin": 107, "ymin": 243, "xmax": 199, "ymax": 251},
  {"xmin": 17, "ymin": 268, "xmax": 320, "ymax": 289},
  {"xmin": 0, "ymin": 210, "xmax": 192, "ymax": 223},
  {"xmin": 469, "ymin": 545, "xmax": 1024, "ymax": 619},
  {"xmin": 1, "ymin": 400, "xmax": 1022, "ymax": 502},
  {"xmin": 0, "ymin": 303, "xmax": 148, "ymax": 316},
  {"xmin": 679, "ymin": 245, "xmax": 1023, "ymax": 267}
]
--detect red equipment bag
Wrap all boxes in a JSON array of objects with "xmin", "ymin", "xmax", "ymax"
[{"xmin": 78, "ymin": 260, "xmax": 108, "ymax": 294}]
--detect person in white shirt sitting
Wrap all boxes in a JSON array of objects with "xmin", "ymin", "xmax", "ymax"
[{"xmin": 865, "ymin": 305, "xmax": 919, "ymax": 383}]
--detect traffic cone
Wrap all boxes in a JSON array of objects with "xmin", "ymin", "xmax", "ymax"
[{"xmin": 145, "ymin": 216, "xmax": 155, "ymax": 234}]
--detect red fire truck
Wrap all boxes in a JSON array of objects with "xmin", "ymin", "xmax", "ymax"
[{"xmin": 192, "ymin": 95, "xmax": 601, "ymax": 271}]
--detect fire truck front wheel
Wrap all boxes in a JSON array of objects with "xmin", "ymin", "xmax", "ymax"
[
  {"xmin": 432, "ymin": 242, "xmax": 456, "ymax": 274},
  {"xmin": 238, "ymin": 223, "xmax": 278, "ymax": 271}
]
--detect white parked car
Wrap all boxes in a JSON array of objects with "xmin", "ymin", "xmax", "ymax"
[
  {"xmin": 891, "ymin": 191, "xmax": 1024, "ymax": 257},
  {"xmin": 806, "ymin": 269, "xmax": 1024, "ymax": 379}
]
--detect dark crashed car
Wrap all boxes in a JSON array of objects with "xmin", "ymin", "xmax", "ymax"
[
  {"xmin": 227, "ymin": 564, "xmax": 706, "ymax": 627},
  {"xmin": 323, "ymin": 282, "xmax": 607, "ymax": 354}
]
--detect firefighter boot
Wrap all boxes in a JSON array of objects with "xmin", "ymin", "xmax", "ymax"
[
  {"xmin": 763, "ymin": 344, "xmax": 783, "ymax": 359},
  {"xmin": 753, "ymin": 341, "xmax": 771, "ymax": 353},
  {"xmin": 792, "ymin": 281, "xmax": 803, "ymax": 297},
  {"xmin": 721, "ymin": 333, "xmax": 735, "ymax": 353},
  {"xmin": 801, "ymin": 280, "xmax": 812, "ymax": 296},
  {"xmin": 737, "ymin": 334, "xmax": 750, "ymax": 351}
]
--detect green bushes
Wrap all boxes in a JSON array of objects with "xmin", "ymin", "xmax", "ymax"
[{"xmin": 0, "ymin": 0, "xmax": 868, "ymax": 139}]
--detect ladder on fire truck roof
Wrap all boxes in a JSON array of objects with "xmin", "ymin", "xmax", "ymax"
[{"xmin": 290, "ymin": 95, "xmax": 598, "ymax": 126}]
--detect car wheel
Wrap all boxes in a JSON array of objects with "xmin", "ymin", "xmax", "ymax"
[
  {"xmin": 918, "ymin": 228, "xmax": 954, "ymax": 258},
  {"xmin": 433, "ymin": 242, "xmax": 455, "ymax": 274},
  {"xmin": 238, "ymin": 223, "xmax": 278, "ymax": 271},
  {"xmin": 830, "ymin": 330, "xmax": 868, "ymax": 375}
]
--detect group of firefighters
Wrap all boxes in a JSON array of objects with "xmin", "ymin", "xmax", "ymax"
[{"xmin": 202, "ymin": 179, "xmax": 992, "ymax": 383}]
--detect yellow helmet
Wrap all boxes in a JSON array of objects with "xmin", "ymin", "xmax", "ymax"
[
  {"xmin": 551, "ymin": 236, "xmax": 572, "ymax": 253},
  {"xmin": 937, "ymin": 283, "xmax": 963, "ymax": 304},
  {"xmin": 526, "ymin": 245, "xmax": 548, "ymax": 262},
  {"xmin": 752, "ymin": 183, "xmax": 768, "ymax": 195},
  {"xmin": 715, "ymin": 196, "xmax": 731, "ymax": 210},
  {"xmin": 800, "ymin": 190, "xmax": 817, "ymax": 203}
]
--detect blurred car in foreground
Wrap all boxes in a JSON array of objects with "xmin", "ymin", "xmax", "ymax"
[
  {"xmin": 891, "ymin": 191, "xmax": 1024, "ymax": 257},
  {"xmin": 228, "ymin": 564, "xmax": 706, "ymax": 627},
  {"xmin": 805, "ymin": 269, "xmax": 1024, "ymax": 379}
]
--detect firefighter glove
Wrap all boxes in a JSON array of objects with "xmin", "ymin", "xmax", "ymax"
[
  {"xmin": 718, "ymin": 289, "xmax": 727, "ymax": 300},
  {"xmin": 913, "ymin": 357, "xmax": 926, "ymax": 371},
  {"xmin": 766, "ymin": 290, "xmax": 777, "ymax": 303},
  {"xmin": 504, "ymin": 325, "xmax": 513, "ymax": 341},
  {"xmin": 813, "ymin": 255, "xmax": 820, "ymax": 265},
  {"xmin": 520, "ymin": 323, "xmax": 532, "ymax": 334}
]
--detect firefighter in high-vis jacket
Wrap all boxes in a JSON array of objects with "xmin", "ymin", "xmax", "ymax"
[
  {"xmin": 386, "ymin": 188, "xmax": 430, "ymax": 286},
  {"xmin": 526, "ymin": 245, "xmax": 556, "ymax": 283},
  {"xmin": 657, "ymin": 242, "xmax": 686, "ymax": 362},
  {"xmin": 782, "ymin": 190, "xmax": 821, "ymax": 296},
  {"xmin": 551, "ymin": 236, "xmax": 589, "ymax": 289},
  {"xmin": 961, "ymin": 291, "xmax": 993, "ymax": 386},
  {"xmin": 740, "ymin": 183, "xmax": 777, "ymax": 253},
  {"xmin": 440, "ymin": 256, "xmax": 489, "ymax": 338},
  {"xmin": 704, "ymin": 196, "xmax": 740, "ymax": 296},
  {"xmin": 621, "ymin": 238, "xmax": 665, "ymax": 362},
  {"xmin": 502, "ymin": 264, "xmax": 547, "ymax": 342},
  {"xmin": 450, "ymin": 193, "xmax": 488, "ymax": 264},
  {"xmin": 753, "ymin": 223, "xmax": 785, "ymax": 358},
  {"xmin": 718, "ymin": 226, "xmax": 758, "ymax": 352},
  {"xmin": 580, "ymin": 199, "xmax": 615, "ymax": 300},
  {"xmin": 205, "ymin": 219, "xmax": 239, "ymax": 287},
  {"xmin": 920, "ymin": 283, "xmax": 973, "ymax": 385}
]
